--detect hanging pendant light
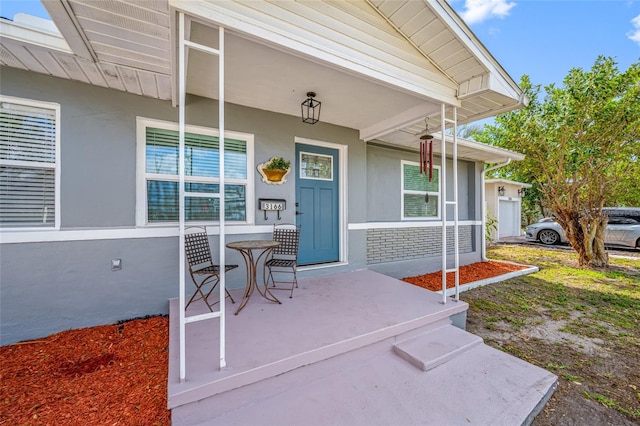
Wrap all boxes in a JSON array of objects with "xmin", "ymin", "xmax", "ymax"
[{"xmin": 301, "ymin": 92, "xmax": 321, "ymax": 124}]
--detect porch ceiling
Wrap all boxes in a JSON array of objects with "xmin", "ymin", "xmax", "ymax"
[
  {"xmin": 185, "ymin": 22, "xmax": 435, "ymax": 135},
  {"xmin": 0, "ymin": 0, "xmax": 525, "ymax": 162}
]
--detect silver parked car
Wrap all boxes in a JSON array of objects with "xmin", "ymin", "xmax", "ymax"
[{"xmin": 525, "ymin": 208, "xmax": 640, "ymax": 250}]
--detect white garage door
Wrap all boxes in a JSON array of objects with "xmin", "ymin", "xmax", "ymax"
[{"xmin": 498, "ymin": 199, "xmax": 520, "ymax": 238}]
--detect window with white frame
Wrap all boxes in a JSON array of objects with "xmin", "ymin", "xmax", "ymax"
[
  {"xmin": 137, "ymin": 118, "xmax": 253, "ymax": 225},
  {"xmin": 401, "ymin": 160, "xmax": 440, "ymax": 220},
  {"xmin": 0, "ymin": 96, "xmax": 60, "ymax": 229}
]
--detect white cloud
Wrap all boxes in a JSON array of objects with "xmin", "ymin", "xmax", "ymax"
[
  {"xmin": 460, "ymin": 0, "xmax": 516, "ymax": 25},
  {"xmin": 628, "ymin": 14, "xmax": 640, "ymax": 45}
]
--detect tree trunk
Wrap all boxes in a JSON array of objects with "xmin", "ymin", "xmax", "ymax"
[
  {"xmin": 590, "ymin": 220, "xmax": 609, "ymax": 268},
  {"xmin": 558, "ymin": 212, "xmax": 609, "ymax": 268},
  {"xmin": 575, "ymin": 217, "xmax": 608, "ymax": 268}
]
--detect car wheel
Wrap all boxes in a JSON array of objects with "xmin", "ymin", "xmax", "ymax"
[{"xmin": 538, "ymin": 229, "xmax": 560, "ymax": 245}]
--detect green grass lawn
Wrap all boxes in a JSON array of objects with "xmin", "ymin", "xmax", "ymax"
[{"xmin": 462, "ymin": 245, "xmax": 640, "ymax": 424}]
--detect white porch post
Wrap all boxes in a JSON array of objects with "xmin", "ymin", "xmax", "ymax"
[
  {"xmin": 451, "ymin": 107, "xmax": 459, "ymax": 302},
  {"xmin": 178, "ymin": 11, "xmax": 187, "ymax": 382},
  {"xmin": 178, "ymin": 13, "xmax": 227, "ymax": 381},
  {"xmin": 440, "ymin": 106, "xmax": 447, "ymax": 304},
  {"xmin": 440, "ymin": 104, "xmax": 459, "ymax": 304},
  {"xmin": 218, "ymin": 26, "xmax": 227, "ymax": 369}
]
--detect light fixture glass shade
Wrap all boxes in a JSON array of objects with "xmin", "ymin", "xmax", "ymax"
[
  {"xmin": 301, "ymin": 92, "xmax": 321, "ymax": 124},
  {"xmin": 498, "ymin": 186, "xmax": 505, "ymax": 196}
]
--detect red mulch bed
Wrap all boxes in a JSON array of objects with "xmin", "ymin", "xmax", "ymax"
[
  {"xmin": 0, "ymin": 261, "xmax": 525, "ymax": 425},
  {"xmin": 402, "ymin": 260, "xmax": 528, "ymax": 291},
  {"xmin": 0, "ymin": 316, "xmax": 170, "ymax": 426}
]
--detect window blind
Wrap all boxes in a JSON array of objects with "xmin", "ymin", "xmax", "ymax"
[
  {"xmin": 145, "ymin": 127, "xmax": 247, "ymax": 179},
  {"xmin": 402, "ymin": 163, "xmax": 440, "ymax": 219},
  {"xmin": 144, "ymin": 127, "xmax": 248, "ymax": 223},
  {"xmin": 0, "ymin": 101, "xmax": 57, "ymax": 227},
  {"xmin": 403, "ymin": 164, "xmax": 439, "ymax": 192}
]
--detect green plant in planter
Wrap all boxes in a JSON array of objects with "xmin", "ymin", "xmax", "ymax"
[{"xmin": 264, "ymin": 157, "xmax": 291, "ymax": 170}]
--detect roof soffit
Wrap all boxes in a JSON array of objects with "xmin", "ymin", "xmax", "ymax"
[
  {"xmin": 366, "ymin": 0, "xmax": 522, "ymax": 105},
  {"xmin": 0, "ymin": 0, "xmax": 526, "ymax": 148},
  {"xmin": 40, "ymin": 0, "xmax": 97, "ymax": 61},
  {"xmin": 0, "ymin": 11, "xmax": 75, "ymax": 52},
  {"xmin": 426, "ymin": 0, "xmax": 522, "ymax": 98},
  {"xmin": 170, "ymin": 0, "xmax": 459, "ymax": 105}
]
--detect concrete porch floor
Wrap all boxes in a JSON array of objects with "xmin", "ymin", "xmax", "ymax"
[{"xmin": 168, "ymin": 269, "xmax": 557, "ymax": 425}]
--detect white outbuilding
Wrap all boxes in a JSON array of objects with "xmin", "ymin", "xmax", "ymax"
[{"xmin": 485, "ymin": 179, "xmax": 532, "ymax": 239}]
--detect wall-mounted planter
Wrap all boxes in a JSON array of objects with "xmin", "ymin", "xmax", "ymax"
[{"xmin": 257, "ymin": 157, "xmax": 291, "ymax": 185}]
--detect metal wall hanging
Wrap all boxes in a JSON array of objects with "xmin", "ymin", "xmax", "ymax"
[
  {"xmin": 301, "ymin": 92, "xmax": 321, "ymax": 124},
  {"xmin": 257, "ymin": 157, "xmax": 291, "ymax": 185},
  {"xmin": 419, "ymin": 119, "xmax": 434, "ymax": 181}
]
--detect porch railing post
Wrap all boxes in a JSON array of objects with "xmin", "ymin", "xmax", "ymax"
[
  {"xmin": 178, "ymin": 11, "xmax": 187, "ymax": 382},
  {"xmin": 440, "ymin": 104, "xmax": 459, "ymax": 304},
  {"xmin": 178, "ymin": 14, "xmax": 227, "ymax": 382},
  {"xmin": 440, "ymin": 104, "xmax": 447, "ymax": 304},
  {"xmin": 218, "ymin": 25, "xmax": 227, "ymax": 370}
]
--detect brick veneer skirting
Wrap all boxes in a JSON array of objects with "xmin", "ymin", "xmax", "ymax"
[{"xmin": 366, "ymin": 225, "xmax": 474, "ymax": 264}]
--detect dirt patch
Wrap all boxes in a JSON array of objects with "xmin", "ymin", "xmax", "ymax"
[{"xmin": 481, "ymin": 310, "xmax": 609, "ymax": 357}]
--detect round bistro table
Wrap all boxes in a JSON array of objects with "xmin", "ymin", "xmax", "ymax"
[{"xmin": 226, "ymin": 240, "xmax": 281, "ymax": 315}]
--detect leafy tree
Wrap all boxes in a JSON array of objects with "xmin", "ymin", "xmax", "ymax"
[
  {"xmin": 446, "ymin": 123, "xmax": 484, "ymax": 140},
  {"xmin": 606, "ymin": 155, "xmax": 640, "ymax": 206},
  {"xmin": 478, "ymin": 56, "xmax": 640, "ymax": 268}
]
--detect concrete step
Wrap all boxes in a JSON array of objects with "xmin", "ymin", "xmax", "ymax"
[
  {"xmin": 393, "ymin": 324, "xmax": 483, "ymax": 371},
  {"xmin": 167, "ymin": 270, "xmax": 469, "ymax": 410},
  {"xmin": 173, "ymin": 325, "xmax": 557, "ymax": 426}
]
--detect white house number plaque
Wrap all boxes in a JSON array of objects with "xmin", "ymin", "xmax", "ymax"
[
  {"xmin": 259, "ymin": 198, "xmax": 286, "ymax": 220},
  {"xmin": 260, "ymin": 200, "xmax": 285, "ymax": 211}
]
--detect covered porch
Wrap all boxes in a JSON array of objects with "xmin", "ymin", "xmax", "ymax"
[
  {"xmin": 169, "ymin": 269, "xmax": 556, "ymax": 425},
  {"xmin": 0, "ymin": 1, "xmax": 557, "ymax": 422}
]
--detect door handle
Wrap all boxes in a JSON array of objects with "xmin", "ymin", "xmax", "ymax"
[{"xmin": 295, "ymin": 211, "xmax": 304, "ymax": 215}]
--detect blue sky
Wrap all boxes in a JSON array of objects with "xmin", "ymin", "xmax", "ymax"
[
  {"xmin": 0, "ymin": 1, "xmax": 46, "ymax": 20},
  {"xmin": 449, "ymin": 0, "xmax": 640, "ymax": 87},
  {"xmin": 1, "ymin": 0, "xmax": 638, "ymax": 89}
]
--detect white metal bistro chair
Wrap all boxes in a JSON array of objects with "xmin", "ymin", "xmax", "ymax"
[
  {"xmin": 184, "ymin": 226, "xmax": 238, "ymax": 311},
  {"xmin": 264, "ymin": 224, "xmax": 301, "ymax": 298}
]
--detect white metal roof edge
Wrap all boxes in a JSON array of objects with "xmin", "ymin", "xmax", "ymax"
[
  {"xmin": 0, "ymin": 16, "xmax": 72, "ymax": 53},
  {"xmin": 430, "ymin": 0, "xmax": 524, "ymax": 102},
  {"xmin": 369, "ymin": 134, "xmax": 526, "ymax": 165},
  {"xmin": 485, "ymin": 179, "xmax": 532, "ymax": 188},
  {"xmin": 442, "ymin": 134, "xmax": 526, "ymax": 163}
]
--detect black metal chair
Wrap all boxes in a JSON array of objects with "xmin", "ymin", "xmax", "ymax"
[
  {"xmin": 264, "ymin": 224, "xmax": 301, "ymax": 298},
  {"xmin": 184, "ymin": 227, "xmax": 238, "ymax": 311}
]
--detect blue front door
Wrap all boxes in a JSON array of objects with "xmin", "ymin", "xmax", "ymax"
[{"xmin": 295, "ymin": 143, "xmax": 339, "ymax": 265}]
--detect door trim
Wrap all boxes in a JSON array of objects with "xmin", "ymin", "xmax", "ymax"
[{"xmin": 294, "ymin": 136, "xmax": 348, "ymax": 264}]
